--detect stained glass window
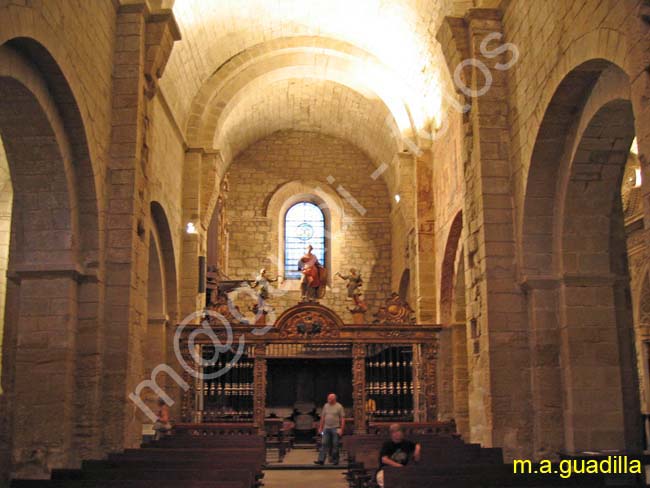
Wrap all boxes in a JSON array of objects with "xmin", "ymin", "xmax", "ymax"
[{"xmin": 284, "ymin": 201, "xmax": 326, "ymax": 279}]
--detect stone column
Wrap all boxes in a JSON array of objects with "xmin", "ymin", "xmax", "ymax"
[
  {"xmin": 143, "ymin": 314, "xmax": 168, "ymax": 413},
  {"xmin": 558, "ymin": 276, "xmax": 636, "ymax": 452},
  {"xmin": 180, "ymin": 149, "xmax": 206, "ymax": 319},
  {"xmin": 391, "ymin": 153, "xmax": 416, "ymax": 295},
  {"xmin": 521, "ymin": 278, "xmax": 563, "ymax": 459},
  {"xmin": 414, "ymin": 151, "xmax": 436, "ymax": 322},
  {"xmin": 102, "ymin": 2, "xmax": 151, "ymax": 452},
  {"xmin": 436, "ymin": 327, "xmax": 454, "ymax": 420},
  {"xmin": 438, "ymin": 8, "xmax": 530, "ymax": 458},
  {"xmin": 352, "ymin": 344, "xmax": 367, "ymax": 433},
  {"xmin": 253, "ymin": 344, "xmax": 267, "ymax": 434},
  {"xmin": 10, "ymin": 270, "xmax": 79, "ymax": 476},
  {"xmin": 103, "ymin": 1, "xmax": 179, "ymax": 451},
  {"xmin": 451, "ymin": 322, "xmax": 470, "ymax": 439}
]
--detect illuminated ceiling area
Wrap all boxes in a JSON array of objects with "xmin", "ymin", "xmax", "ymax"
[{"xmin": 161, "ymin": 0, "xmax": 465, "ymax": 190}]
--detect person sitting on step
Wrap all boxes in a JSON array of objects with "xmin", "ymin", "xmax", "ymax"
[{"xmin": 376, "ymin": 423, "xmax": 421, "ymax": 487}]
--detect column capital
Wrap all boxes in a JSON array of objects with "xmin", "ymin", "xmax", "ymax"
[
  {"xmin": 8, "ymin": 262, "xmax": 98, "ymax": 283},
  {"xmin": 464, "ymin": 7, "xmax": 503, "ymax": 24}
]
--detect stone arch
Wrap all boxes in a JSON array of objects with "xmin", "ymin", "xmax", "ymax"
[
  {"xmin": 151, "ymin": 202, "xmax": 179, "ymax": 323},
  {"xmin": 398, "ymin": 268, "xmax": 411, "ymax": 304},
  {"xmin": 148, "ymin": 224, "xmax": 166, "ymax": 319},
  {"xmin": 521, "ymin": 61, "xmax": 631, "ymax": 277},
  {"xmin": 0, "ymin": 39, "xmax": 100, "ymax": 474},
  {"xmin": 439, "ymin": 211, "xmax": 463, "ymax": 324},
  {"xmin": 521, "ymin": 57, "xmax": 640, "ymax": 455},
  {"xmin": 450, "ymin": 249, "xmax": 469, "ymax": 439},
  {"xmin": 266, "ymin": 180, "xmax": 344, "ymax": 286},
  {"xmin": 185, "ymin": 37, "xmax": 410, "ymax": 146},
  {"xmin": 182, "ymin": 37, "xmax": 409, "ymax": 193},
  {"xmin": 558, "ymin": 97, "xmax": 638, "ymax": 452},
  {"xmin": 519, "ymin": 26, "xmax": 631, "ymax": 205},
  {"xmin": 0, "ymin": 15, "xmax": 106, "ymax": 204}
]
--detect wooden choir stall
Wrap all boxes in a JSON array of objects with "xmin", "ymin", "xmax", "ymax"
[{"xmin": 176, "ymin": 292, "xmax": 442, "ymax": 436}]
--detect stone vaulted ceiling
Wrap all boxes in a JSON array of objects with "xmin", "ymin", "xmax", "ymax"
[{"xmin": 160, "ymin": 0, "xmax": 469, "ymax": 188}]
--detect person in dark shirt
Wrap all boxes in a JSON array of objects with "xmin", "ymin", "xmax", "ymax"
[{"xmin": 376, "ymin": 424, "xmax": 421, "ymax": 487}]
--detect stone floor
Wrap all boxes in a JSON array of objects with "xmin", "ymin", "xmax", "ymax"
[
  {"xmin": 263, "ymin": 469, "xmax": 348, "ymax": 488},
  {"xmin": 264, "ymin": 446, "xmax": 347, "ymax": 487}
]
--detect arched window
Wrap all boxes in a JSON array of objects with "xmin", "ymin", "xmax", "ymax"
[{"xmin": 284, "ymin": 201, "xmax": 326, "ymax": 279}]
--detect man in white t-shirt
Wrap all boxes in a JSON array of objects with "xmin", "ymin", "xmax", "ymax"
[{"xmin": 314, "ymin": 393, "xmax": 345, "ymax": 465}]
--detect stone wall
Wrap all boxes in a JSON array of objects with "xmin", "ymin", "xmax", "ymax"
[
  {"xmin": 225, "ymin": 130, "xmax": 392, "ymax": 322},
  {"xmin": 149, "ymin": 94, "xmax": 185, "ymax": 286},
  {"xmin": 433, "ymin": 0, "xmax": 649, "ymax": 460}
]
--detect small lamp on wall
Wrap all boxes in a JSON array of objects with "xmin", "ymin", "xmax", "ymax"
[{"xmin": 186, "ymin": 222, "xmax": 198, "ymax": 234}]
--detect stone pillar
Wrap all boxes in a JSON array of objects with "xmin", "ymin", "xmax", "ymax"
[
  {"xmin": 352, "ymin": 344, "xmax": 367, "ymax": 433},
  {"xmin": 102, "ymin": 1, "xmax": 179, "ymax": 452},
  {"xmin": 521, "ymin": 278, "xmax": 563, "ymax": 459},
  {"xmin": 436, "ymin": 327, "xmax": 454, "ymax": 420},
  {"xmin": 414, "ymin": 151, "xmax": 436, "ymax": 322},
  {"xmin": 421, "ymin": 342, "xmax": 438, "ymax": 421},
  {"xmin": 103, "ymin": 3, "xmax": 150, "ymax": 452},
  {"xmin": 451, "ymin": 322, "xmax": 470, "ymax": 439},
  {"xmin": 438, "ymin": 8, "xmax": 530, "ymax": 458},
  {"xmin": 253, "ymin": 344, "xmax": 267, "ymax": 434},
  {"xmin": 558, "ymin": 276, "xmax": 634, "ymax": 452},
  {"xmin": 392, "ymin": 153, "xmax": 416, "ymax": 295},
  {"xmin": 10, "ymin": 271, "xmax": 79, "ymax": 477},
  {"xmin": 143, "ymin": 315, "xmax": 168, "ymax": 413},
  {"xmin": 180, "ymin": 149, "xmax": 207, "ymax": 319}
]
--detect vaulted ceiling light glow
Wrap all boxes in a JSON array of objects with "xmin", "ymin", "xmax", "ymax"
[
  {"xmin": 169, "ymin": 0, "xmax": 444, "ymax": 133},
  {"xmin": 630, "ymin": 137, "xmax": 638, "ymax": 155},
  {"xmin": 394, "ymin": 194, "xmax": 401, "ymax": 203},
  {"xmin": 635, "ymin": 167, "xmax": 642, "ymax": 188},
  {"xmin": 186, "ymin": 222, "xmax": 198, "ymax": 234}
]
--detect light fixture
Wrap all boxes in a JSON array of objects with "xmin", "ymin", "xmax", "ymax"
[
  {"xmin": 394, "ymin": 194, "xmax": 401, "ymax": 203},
  {"xmin": 635, "ymin": 167, "xmax": 642, "ymax": 188},
  {"xmin": 186, "ymin": 222, "xmax": 197, "ymax": 234}
]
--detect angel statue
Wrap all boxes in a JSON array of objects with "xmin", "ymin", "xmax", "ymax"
[
  {"xmin": 336, "ymin": 268, "xmax": 368, "ymax": 312},
  {"xmin": 249, "ymin": 268, "xmax": 279, "ymax": 324},
  {"xmin": 250, "ymin": 268, "xmax": 278, "ymax": 301},
  {"xmin": 298, "ymin": 244, "xmax": 327, "ymax": 301}
]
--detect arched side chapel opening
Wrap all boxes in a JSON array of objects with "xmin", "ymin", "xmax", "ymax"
[
  {"xmin": 0, "ymin": 38, "xmax": 100, "ymax": 474},
  {"xmin": 437, "ymin": 212, "xmax": 469, "ymax": 439},
  {"xmin": 522, "ymin": 60, "xmax": 640, "ymax": 456}
]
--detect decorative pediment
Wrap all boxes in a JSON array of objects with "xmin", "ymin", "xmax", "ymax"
[
  {"xmin": 372, "ymin": 292, "xmax": 416, "ymax": 325},
  {"xmin": 274, "ymin": 302, "xmax": 344, "ymax": 339}
]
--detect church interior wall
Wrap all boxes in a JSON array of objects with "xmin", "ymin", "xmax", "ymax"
[
  {"xmin": 0, "ymin": 0, "xmax": 648, "ymax": 480},
  {"xmin": 148, "ymin": 95, "xmax": 185, "ymax": 283},
  {"xmin": 225, "ymin": 130, "xmax": 392, "ymax": 323}
]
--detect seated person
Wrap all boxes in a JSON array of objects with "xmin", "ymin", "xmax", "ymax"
[
  {"xmin": 376, "ymin": 423, "xmax": 421, "ymax": 487},
  {"xmin": 153, "ymin": 398, "xmax": 171, "ymax": 441}
]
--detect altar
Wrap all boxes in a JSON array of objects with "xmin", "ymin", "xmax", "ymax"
[{"xmin": 176, "ymin": 295, "xmax": 441, "ymax": 434}]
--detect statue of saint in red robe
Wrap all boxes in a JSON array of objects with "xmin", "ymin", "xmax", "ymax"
[{"xmin": 298, "ymin": 245, "xmax": 326, "ymax": 301}]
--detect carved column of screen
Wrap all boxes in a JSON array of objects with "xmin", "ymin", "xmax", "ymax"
[
  {"xmin": 412, "ymin": 345, "xmax": 423, "ymax": 421},
  {"xmin": 253, "ymin": 344, "xmax": 267, "ymax": 433},
  {"xmin": 352, "ymin": 343, "xmax": 367, "ymax": 433},
  {"xmin": 179, "ymin": 342, "xmax": 201, "ymax": 422},
  {"xmin": 421, "ymin": 342, "xmax": 438, "ymax": 421}
]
